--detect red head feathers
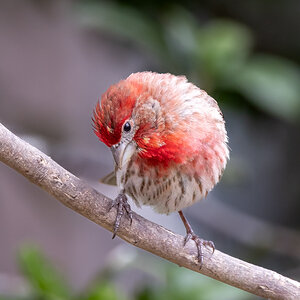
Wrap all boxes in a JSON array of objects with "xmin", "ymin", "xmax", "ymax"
[{"xmin": 93, "ymin": 72, "xmax": 228, "ymax": 173}]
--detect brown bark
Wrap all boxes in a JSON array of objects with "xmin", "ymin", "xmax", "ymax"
[{"xmin": 0, "ymin": 123, "xmax": 299, "ymax": 300}]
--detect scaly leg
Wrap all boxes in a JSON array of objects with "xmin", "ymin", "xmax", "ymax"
[
  {"xmin": 108, "ymin": 192, "xmax": 133, "ymax": 239},
  {"xmin": 178, "ymin": 210, "xmax": 215, "ymax": 267}
]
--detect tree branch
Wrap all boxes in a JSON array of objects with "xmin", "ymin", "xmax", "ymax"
[{"xmin": 0, "ymin": 123, "xmax": 299, "ymax": 300}]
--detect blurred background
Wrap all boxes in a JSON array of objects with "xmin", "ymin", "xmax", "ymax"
[{"xmin": 0, "ymin": 0, "xmax": 300, "ymax": 299}]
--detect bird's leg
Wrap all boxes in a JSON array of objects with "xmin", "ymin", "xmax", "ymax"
[
  {"xmin": 108, "ymin": 192, "xmax": 133, "ymax": 239},
  {"xmin": 178, "ymin": 210, "xmax": 215, "ymax": 267}
]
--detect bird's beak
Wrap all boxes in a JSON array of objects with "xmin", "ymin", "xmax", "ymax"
[{"xmin": 111, "ymin": 141, "xmax": 136, "ymax": 170}]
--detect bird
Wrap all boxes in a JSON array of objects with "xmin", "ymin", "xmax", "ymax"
[{"xmin": 92, "ymin": 72, "xmax": 229, "ymax": 266}]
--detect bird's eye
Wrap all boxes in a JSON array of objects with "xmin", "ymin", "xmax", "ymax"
[{"xmin": 123, "ymin": 121, "xmax": 131, "ymax": 132}]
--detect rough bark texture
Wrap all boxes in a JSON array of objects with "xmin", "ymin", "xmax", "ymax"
[{"xmin": 0, "ymin": 123, "xmax": 299, "ymax": 300}]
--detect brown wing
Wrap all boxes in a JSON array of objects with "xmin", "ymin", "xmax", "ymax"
[{"xmin": 99, "ymin": 171, "xmax": 117, "ymax": 186}]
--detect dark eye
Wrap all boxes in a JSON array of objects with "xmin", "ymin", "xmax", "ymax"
[{"xmin": 123, "ymin": 121, "xmax": 131, "ymax": 132}]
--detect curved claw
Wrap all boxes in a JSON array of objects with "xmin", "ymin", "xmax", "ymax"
[
  {"xmin": 183, "ymin": 233, "xmax": 212, "ymax": 268},
  {"xmin": 203, "ymin": 240, "xmax": 215, "ymax": 254},
  {"xmin": 123, "ymin": 201, "xmax": 133, "ymax": 225},
  {"xmin": 184, "ymin": 232, "xmax": 192, "ymax": 246},
  {"xmin": 179, "ymin": 211, "xmax": 215, "ymax": 268},
  {"xmin": 183, "ymin": 234, "xmax": 215, "ymax": 268},
  {"xmin": 108, "ymin": 193, "xmax": 133, "ymax": 239}
]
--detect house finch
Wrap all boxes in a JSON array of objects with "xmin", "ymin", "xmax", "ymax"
[{"xmin": 93, "ymin": 72, "xmax": 229, "ymax": 265}]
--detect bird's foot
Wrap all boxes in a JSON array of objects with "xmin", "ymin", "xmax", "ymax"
[
  {"xmin": 183, "ymin": 231, "xmax": 215, "ymax": 267},
  {"xmin": 108, "ymin": 193, "xmax": 133, "ymax": 239},
  {"xmin": 178, "ymin": 210, "xmax": 214, "ymax": 268}
]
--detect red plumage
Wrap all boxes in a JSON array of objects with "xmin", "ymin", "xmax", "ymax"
[{"xmin": 93, "ymin": 72, "xmax": 229, "ymax": 265}]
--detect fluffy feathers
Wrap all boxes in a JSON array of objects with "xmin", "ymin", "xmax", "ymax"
[{"xmin": 93, "ymin": 72, "xmax": 229, "ymax": 213}]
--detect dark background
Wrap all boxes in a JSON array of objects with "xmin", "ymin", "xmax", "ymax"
[{"xmin": 0, "ymin": 1, "xmax": 299, "ymax": 299}]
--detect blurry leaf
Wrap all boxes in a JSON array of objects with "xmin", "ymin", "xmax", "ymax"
[
  {"xmin": 76, "ymin": 2, "xmax": 166, "ymax": 60},
  {"xmin": 81, "ymin": 281, "xmax": 123, "ymax": 300},
  {"xmin": 135, "ymin": 286, "xmax": 156, "ymax": 300},
  {"xmin": 196, "ymin": 20, "xmax": 252, "ymax": 88},
  {"xmin": 165, "ymin": 266, "xmax": 252, "ymax": 300},
  {"xmin": 135, "ymin": 262, "xmax": 252, "ymax": 300},
  {"xmin": 162, "ymin": 6, "xmax": 199, "ymax": 74},
  {"xmin": 18, "ymin": 245, "xmax": 70, "ymax": 300},
  {"xmin": 234, "ymin": 55, "xmax": 300, "ymax": 121}
]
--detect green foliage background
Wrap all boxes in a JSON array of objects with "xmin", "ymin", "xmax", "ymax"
[
  {"xmin": 0, "ymin": 245, "xmax": 253, "ymax": 300},
  {"xmin": 1, "ymin": 1, "xmax": 299, "ymax": 299},
  {"xmin": 77, "ymin": 0, "xmax": 300, "ymax": 122}
]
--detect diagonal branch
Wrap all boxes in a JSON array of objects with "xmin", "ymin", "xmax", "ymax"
[{"xmin": 0, "ymin": 122, "xmax": 299, "ymax": 300}]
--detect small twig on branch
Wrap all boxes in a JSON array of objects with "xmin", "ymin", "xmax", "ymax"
[{"xmin": 0, "ymin": 123, "xmax": 299, "ymax": 300}]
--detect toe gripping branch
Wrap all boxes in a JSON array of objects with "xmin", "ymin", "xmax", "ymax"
[
  {"xmin": 108, "ymin": 196, "xmax": 214, "ymax": 268},
  {"xmin": 108, "ymin": 193, "xmax": 133, "ymax": 239},
  {"xmin": 179, "ymin": 210, "xmax": 215, "ymax": 268}
]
